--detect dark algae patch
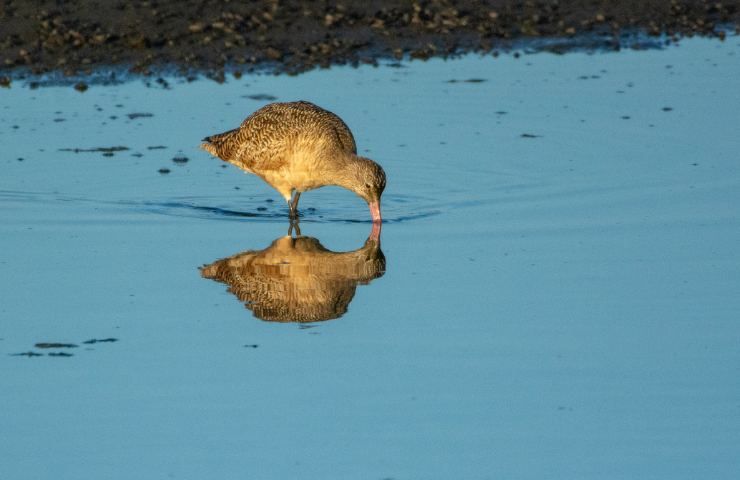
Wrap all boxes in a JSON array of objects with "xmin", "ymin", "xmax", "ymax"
[{"xmin": 0, "ymin": 1, "xmax": 738, "ymax": 80}]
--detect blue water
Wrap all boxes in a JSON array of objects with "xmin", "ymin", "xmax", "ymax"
[{"xmin": 1, "ymin": 37, "xmax": 740, "ymax": 479}]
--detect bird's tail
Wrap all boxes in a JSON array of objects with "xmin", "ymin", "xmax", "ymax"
[
  {"xmin": 200, "ymin": 128, "xmax": 239, "ymax": 159},
  {"xmin": 199, "ymin": 140, "xmax": 219, "ymax": 157}
]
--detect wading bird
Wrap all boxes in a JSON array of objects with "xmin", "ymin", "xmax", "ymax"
[{"xmin": 201, "ymin": 101, "xmax": 386, "ymax": 222}]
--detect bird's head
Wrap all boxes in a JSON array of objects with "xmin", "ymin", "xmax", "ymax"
[{"xmin": 353, "ymin": 157, "xmax": 386, "ymax": 223}]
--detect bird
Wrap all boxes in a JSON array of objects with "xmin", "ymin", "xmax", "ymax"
[{"xmin": 200, "ymin": 101, "xmax": 386, "ymax": 222}]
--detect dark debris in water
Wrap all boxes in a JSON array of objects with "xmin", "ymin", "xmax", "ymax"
[
  {"xmin": 11, "ymin": 337, "xmax": 118, "ymax": 358},
  {"xmin": 520, "ymin": 133, "xmax": 542, "ymax": 138},
  {"xmin": 446, "ymin": 78, "xmax": 487, "ymax": 83},
  {"xmin": 243, "ymin": 344, "xmax": 259, "ymax": 348},
  {"xmin": 147, "ymin": 145, "xmax": 167, "ymax": 150},
  {"xmin": 35, "ymin": 342, "xmax": 78, "ymax": 349},
  {"xmin": 172, "ymin": 155, "xmax": 189, "ymax": 164},
  {"xmin": 59, "ymin": 146, "xmax": 129, "ymax": 154},
  {"xmin": 243, "ymin": 94, "xmax": 278, "ymax": 101},
  {"xmin": 158, "ymin": 168, "xmax": 171, "ymax": 174},
  {"xmin": 127, "ymin": 112, "xmax": 154, "ymax": 120},
  {"xmin": 82, "ymin": 338, "xmax": 118, "ymax": 344}
]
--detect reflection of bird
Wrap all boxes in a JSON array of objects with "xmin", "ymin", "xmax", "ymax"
[
  {"xmin": 200, "ymin": 101, "xmax": 386, "ymax": 222},
  {"xmin": 200, "ymin": 226, "xmax": 385, "ymax": 323}
]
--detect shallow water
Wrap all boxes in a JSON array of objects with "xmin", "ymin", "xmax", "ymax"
[{"xmin": 2, "ymin": 37, "xmax": 740, "ymax": 479}]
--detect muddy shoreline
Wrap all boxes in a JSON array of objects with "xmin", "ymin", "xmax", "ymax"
[{"xmin": 1, "ymin": 0, "xmax": 739, "ymax": 85}]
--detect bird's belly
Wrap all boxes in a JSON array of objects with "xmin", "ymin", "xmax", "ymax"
[
  {"xmin": 291, "ymin": 173, "xmax": 326, "ymax": 192},
  {"xmin": 260, "ymin": 166, "xmax": 326, "ymax": 199},
  {"xmin": 272, "ymin": 158, "xmax": 328, "ymax": 191}
]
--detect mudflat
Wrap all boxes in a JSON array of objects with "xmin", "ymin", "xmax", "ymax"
[{"xmin": 1, "ymin": 0, "xmax": 738, "ymax": 81}]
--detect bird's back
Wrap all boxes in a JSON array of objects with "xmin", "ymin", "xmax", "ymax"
[{"xmin": 202, "ymin": 101, "xmax": 357, "ymax": 172}]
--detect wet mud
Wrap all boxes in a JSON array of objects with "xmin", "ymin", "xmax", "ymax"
[{"xmin": 1, "ymin": 0, "xmax": 738, "ymax": 82}]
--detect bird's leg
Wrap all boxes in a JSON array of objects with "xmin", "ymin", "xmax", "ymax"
[
  {"xmin": 289, "ymin": 191, "xmax": 301, "ymax": 219},
  {"xmin": 288, "ymin": 217, "xmax": 302, "ymax": 237}
]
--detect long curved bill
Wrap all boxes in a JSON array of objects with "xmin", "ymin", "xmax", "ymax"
[
  {"xmin": 369, "ymin": 220, "xmax": 382, "ymax": 242},
  {"xmin": 369, "ymin": 201, "xmax": 382, "ymax": 224}
]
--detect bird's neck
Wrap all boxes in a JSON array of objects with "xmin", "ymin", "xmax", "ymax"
[{"xmin": 329, "ymin": 153, "xmax": 370, "ymax": 195}]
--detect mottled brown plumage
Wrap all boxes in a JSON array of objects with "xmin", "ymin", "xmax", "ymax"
[
  {"xmin": 200, "ymin": 101, "xmax": 385, "ymax": 222},
  {"xmin": 200, "ymin": 231, "xmax": 385, "ymax": 323}
]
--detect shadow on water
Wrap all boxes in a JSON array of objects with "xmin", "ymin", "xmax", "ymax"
[{"xmin": 200, "ymin": 222, "xmax": 385, "ymax": 323}]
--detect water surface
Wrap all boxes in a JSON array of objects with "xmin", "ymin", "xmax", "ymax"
[{"xmin": 1, "ymin": 37, "xmax": 740, "ymax": 479}]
